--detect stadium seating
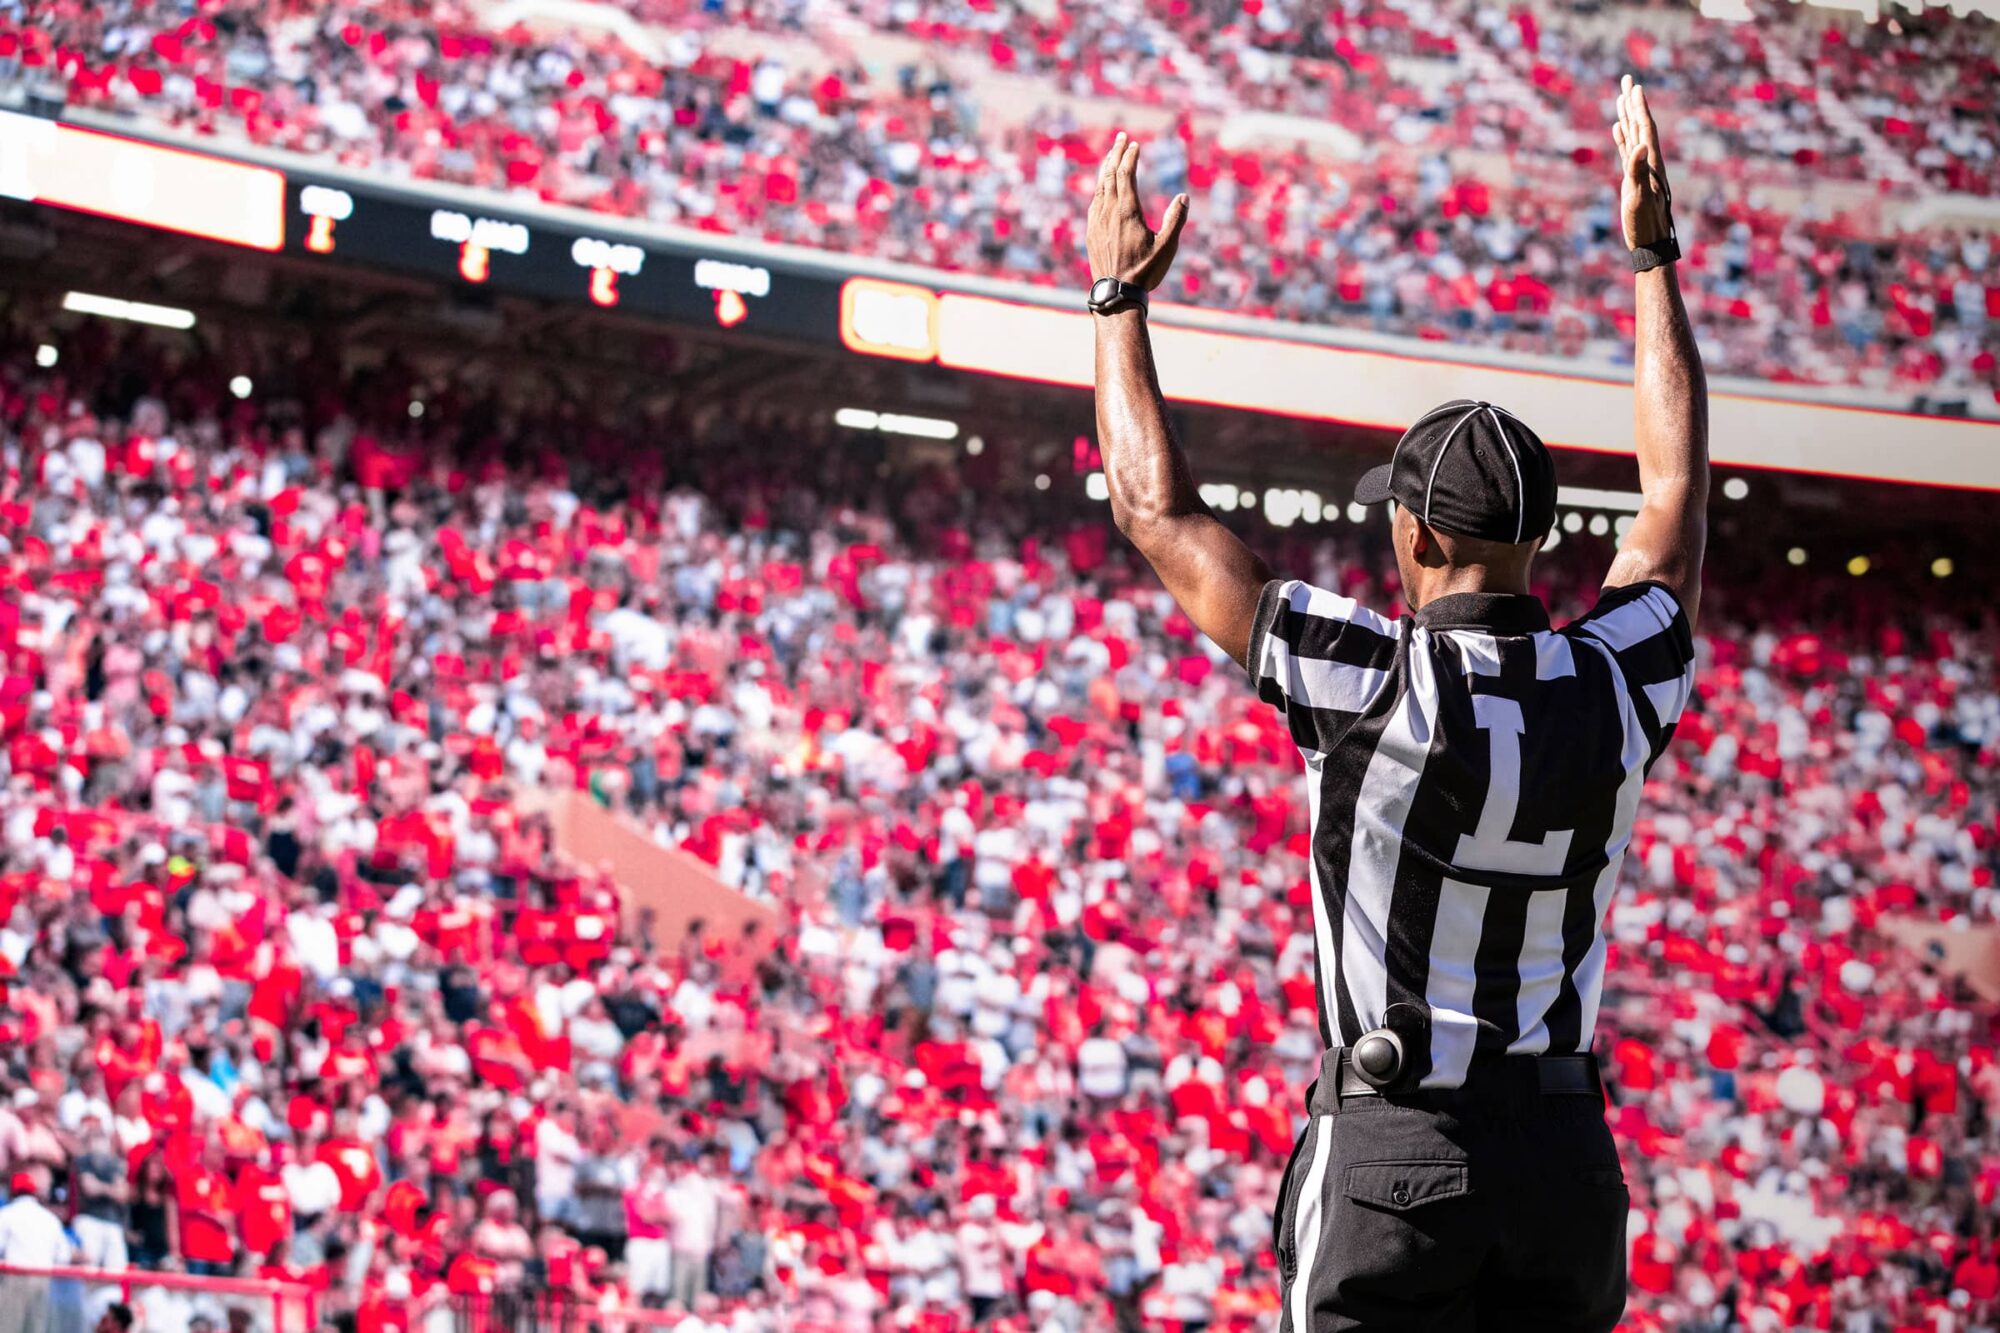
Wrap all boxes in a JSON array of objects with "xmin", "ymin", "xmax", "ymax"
[
  {"xmin": 1, "ymin": 326, "xmax": 1997, "ymax": 1331},
  {"xmin": 11, "ymin": 0, "xmax": 2000, "ymax": 402},
  {"xmin": 1804, "ymin": 9, "xmax": 2000, "ymax": 195}
]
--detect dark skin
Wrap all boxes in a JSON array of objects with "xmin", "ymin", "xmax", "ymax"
[
  {"xmin": 1088, "ymin": 75, "xmax": 1708, "ymax": 656},
  {"xmin": 1087, "ymin": 141, "xmax": 1268, "ymax": 668},
  {"xmin": 1609, "ymin": 74, "xmax": 1710, "ymax": 631}
]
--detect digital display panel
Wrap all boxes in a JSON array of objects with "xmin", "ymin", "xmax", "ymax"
[
  {"xmin": 284, "ymin": 177, "xmax": 844, "ymax": 342},
  {"xmin": 0, "ymin": 110, "xmax": 284, "ymax": 250}
]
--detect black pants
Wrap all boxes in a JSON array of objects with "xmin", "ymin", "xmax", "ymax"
[{"xmin": 1274, "ymin": 1055, "xmax": 1628, "ymax": 1332}]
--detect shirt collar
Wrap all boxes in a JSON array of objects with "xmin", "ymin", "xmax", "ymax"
[{"xmin": 1411, "ymin": 591, "xmax": 1550, "ymax": 635}]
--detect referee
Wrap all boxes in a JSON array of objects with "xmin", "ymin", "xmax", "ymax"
[{"xmin": 1086, "ymin": 79, "xmax": 1705, "ymax": 1330}]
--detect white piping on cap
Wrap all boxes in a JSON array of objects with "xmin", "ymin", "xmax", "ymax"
[
  {"xmin": 1484, "ymin": 406, "xmax": 1527, "ymax": 543},
  {"xmin": 1385, "ymin": 401, "xmax": 1474, "ymax": 493},
  {"xmin": 1422, "ymin": 405, "xmax": 1485, "ymax": 527}
]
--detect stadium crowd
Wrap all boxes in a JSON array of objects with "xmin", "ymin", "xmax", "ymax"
[
  {"xmin": 0, "ymin": 321, "xmax": 1998, "ymax": 1333},
  {"xmin": 8, "ymin": 0, "xmax": 2000, "ymax": 403}
]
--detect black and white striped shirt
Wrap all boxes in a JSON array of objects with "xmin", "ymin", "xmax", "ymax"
[{"xmin": 1247, "ymin": 580, "xmax": 1697, "ymax": 1090}]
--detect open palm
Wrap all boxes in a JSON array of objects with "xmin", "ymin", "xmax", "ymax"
[{"xmin": 1612, "ymin": 75, "xmax": 1673, "ymax": 250}]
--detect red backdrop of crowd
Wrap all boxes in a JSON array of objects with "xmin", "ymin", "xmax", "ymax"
[{"xmin": 0, "ymin": 321, "xmax": 1995, "ymax": 1333}]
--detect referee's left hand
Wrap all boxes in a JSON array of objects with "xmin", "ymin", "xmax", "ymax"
[
  {"xmin": 1612, "ymin": 74, "xmax": 1673, "ymax": 250},
  {"xmin": 1087, "ymin": 132, "xmax": 1189, "ymax": 292}
]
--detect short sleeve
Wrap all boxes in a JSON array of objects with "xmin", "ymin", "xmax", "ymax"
[
  {"xmin": 1245, "ymin": 578, "xmax": 1402, "ymax": 753},
  {"xmin": 1563, "ymin": 581, "xmax": 1697, "ymax": 766}
]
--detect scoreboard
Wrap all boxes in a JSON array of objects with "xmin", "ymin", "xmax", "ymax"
[
  {"xmin": 285, "ymin": 175, "xmax": 849, "ymax": 343},
  {"xmin": 0, "ymin": 108, "xmax": 888, "ymax": 347},
  {"xmin": 281, "ymin": 167, "xmax": 950, "ymax": 364},
  {"xmin": 0, "ymin": 108, "xmax": 952, "ymax": 368}
]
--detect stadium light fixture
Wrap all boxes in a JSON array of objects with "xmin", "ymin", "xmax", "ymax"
[
  {"xmin": 230, "ymin": 375, "xmax": 253, "ymax": 399},
  {"xmin": 1722, "ymin": 478, "xmax": 1749, "ymax": 501},
  {"xmin": 1562, "ymin": 512, "xmax": 1584, "ymax": 534},
  {"xmin": 1544, "ymin": 525, "xmax": 1561, "ymax": 550},
  {"xmin": 835, "ymin": 407, "xmax": 960, "ymax": 440},
  {"xmin": 1614, "ymin": 515, "xmax": 1634, "ymax": 539},
  {"xmin": 965, "ymin": 436, "xmax": 984, "ymax": 457},
  {"xmin": 408, "ymin": 401, "xmax": 425, "ymax": 418},
  {"xmin": 1556, "ymin": 486, "xmax": 1644, "ymax": 514},
  {"xmin": 1085, "ymin": 472, "xmax": 1109, "ymax": 501},
  {"xmin": 35, "ymin": 344, "xmax": 57, "ymax": 368},
  {"xmin": 62, "ymin": 291, "xmax": 197, "ymax": 330},
  {"xmin": 1787, "ymin": 547, "xmax": 1808, "ymax": 566},
  {"xmin": 883, "ymin": 413, "xmax": 961, "ymax": 439},
  {"xmin": 1034, "ymin": 474, "xmax": 1050, "ymax": 491},
  {"xmin": 1259, "ymin": 489, "xmax": 1327, "ymax": 528},
  {"xmin": 1933, "ymin": 557, "xmax": 1954, "ymax": 578},
  {"xmin": 1847, "ymin": 555, "xmax": 1870, "ymax": 576},
  {"xmin": 1587, "ymin": 515, "xmax": 1610, "ymax": 537},
  {"xmin": 1346, "ymin": 502, "xmax": 1368, "ymax": 523}
]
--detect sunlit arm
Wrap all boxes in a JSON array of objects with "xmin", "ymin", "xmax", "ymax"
[
  {"xmin": 1603, "ymin": 265, "xmax": 1709, "ymax": 630},
  {"xmin": 1096, "ymin": 308, "xmax": 1271, "ymax": 668}
]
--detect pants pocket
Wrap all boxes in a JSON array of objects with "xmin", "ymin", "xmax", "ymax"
[
  {"xmin": 1294, "ymin": 1147, "xmax": 1481, "ymax": 1326},
  {"xmin": 1344, "ymin": 1159, "xmax": 1473, "ymax": 1212}
]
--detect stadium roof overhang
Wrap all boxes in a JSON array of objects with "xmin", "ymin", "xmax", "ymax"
[{"xmin": 6, "ymin": 107, "xmax": 2000, "ymax": 494}]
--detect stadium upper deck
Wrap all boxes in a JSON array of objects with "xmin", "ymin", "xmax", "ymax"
[{"xmin": 6, "ymin": 0, "xmax": 2000, "ymax": 407}]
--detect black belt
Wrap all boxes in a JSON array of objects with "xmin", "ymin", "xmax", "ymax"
[{"xmin": 1333, "ymin": 1051, "xmax": 1603, "ymax": 1100}]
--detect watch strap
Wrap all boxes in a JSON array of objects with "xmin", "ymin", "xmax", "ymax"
[{"xmin": 1629, "ymin": 235, "xmax": 1681, "ymax": 272}]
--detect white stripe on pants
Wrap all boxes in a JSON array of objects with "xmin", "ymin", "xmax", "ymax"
[{"xmin": 1285, "ymin": 1118, "xmax": 1334, "ymax": 1333}]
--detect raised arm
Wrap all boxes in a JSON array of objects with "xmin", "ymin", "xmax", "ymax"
[
  {"xmin": 1602, "ymin": 77, "xmax": 1710, "ymax": 632},
  {"xmin": 1089, "ymin": 133, "xmax": 1271, "ymax": 667}
]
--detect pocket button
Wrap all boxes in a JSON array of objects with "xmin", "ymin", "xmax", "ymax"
[{"xmin": 1391, "ymin": 1183, "xmax": 1412, "ymax": 1206}]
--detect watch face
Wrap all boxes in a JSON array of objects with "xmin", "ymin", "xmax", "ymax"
[{"xmin": 1090, "ymin": 277, "xmax": 1121, "ymax": 306}]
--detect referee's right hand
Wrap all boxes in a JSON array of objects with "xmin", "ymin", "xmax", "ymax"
[{"xmin": 1087, "ymin": 132, "xmax": 1190, "ymax": 293}]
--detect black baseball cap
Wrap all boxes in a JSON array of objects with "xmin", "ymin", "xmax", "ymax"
[{"xmin": 1354, "ymin": 399, "xmax": 1557, "ymax": 545}]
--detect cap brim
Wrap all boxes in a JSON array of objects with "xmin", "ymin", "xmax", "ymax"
[{"xmin": 1354, "ymin": 463, "xmax": 1396, "ymax": 506}]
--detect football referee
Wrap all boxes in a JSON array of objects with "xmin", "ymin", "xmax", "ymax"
[{"xmin": 1086, "ymin": 79, "xmax": 1705, "ymax": 1330}]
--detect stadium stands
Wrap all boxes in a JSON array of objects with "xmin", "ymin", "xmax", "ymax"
[
  {"xmin": 11, "ymin": 0, "xmax": 2000, "ymax": 402},
  {"xmin": 1, "ymin": 322, "xmax": 1997, "ymax": 1332}
]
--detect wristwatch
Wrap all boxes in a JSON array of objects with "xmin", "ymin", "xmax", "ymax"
[{"xmin": 1087, "ymin": 277, "xmax": 1148, "ymax": 315}]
